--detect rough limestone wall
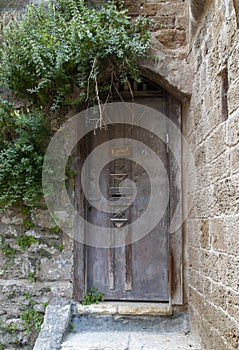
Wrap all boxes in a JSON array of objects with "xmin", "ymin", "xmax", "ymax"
[
  {"xmin": 186, "ymin": 0, "xmax": 239, "ymax": 349},
  {"xmin": 125, "ymin": 0, "xmax": 187, "ymax": 49},
  {"xmin": 0, "ymin": 208, "xmax": 73, "ymax": 349}
]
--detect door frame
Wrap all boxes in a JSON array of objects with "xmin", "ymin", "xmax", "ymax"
[{"xmin": 73, "ymin": 84, "xmax": 183, "ymax": 305}]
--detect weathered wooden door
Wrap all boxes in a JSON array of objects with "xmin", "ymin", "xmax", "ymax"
[
  {"xmin": 74, "ymin": 90, "xmax": 182, "ymax": 303},
  {"xmin": 85, "ymin": 96, "xmax": 170, "ymax": 301}
]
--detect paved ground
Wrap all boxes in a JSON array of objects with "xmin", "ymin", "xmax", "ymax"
[{"xmin": 61, "ymin": 331, "xmax": 201, "ymax": 350}]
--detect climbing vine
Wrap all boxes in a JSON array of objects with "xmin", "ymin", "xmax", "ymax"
[
  {"xmin": 0, "ymin": 0, "xmax": 152, "ymax": 110},
  {"xmin": 0, "ymin": 101, "xmax": 48, "ymax": 210}
]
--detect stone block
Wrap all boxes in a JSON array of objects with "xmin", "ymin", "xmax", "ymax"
[
  {"xmin": 217, "ymin": 253, "xmax": 239, "ymax": 290},
  {"xmin": 188, "ymin": 287, "xmax": 205, "ymax": 317},
  {"xmin": 188, "ymin": 246, "xmax": 200, "ymax": 270},
  {"xmin": 199, "ymin": 220, "xmax": 210, "ymax": 249},
  {"xmin": 227, "ymin": 80, "xmax": 239, "ymax": 115},
  {"xmin": 226, "ymin": 289, "xmax": 239, "ymax": 321},
  {"xmin": 226, "ymin": 113, "xmax": 239, "ymax": 146},
  {"xmin": 211, "ymin": 282, "xmax": 227, "ymax": 309},
  {"xmin": 210, "ymin": 218, "xmax": 226, "ymax": 252},
  {"xmin": 188, "ymin": 268, "xmax": 203, "ymax": 294},
  {"xmin": 192, "ymin": 102, "xmax": 202, "ymax": 127},
  {"xmin": 153, "ymin": 16, "xmax": 175, "ymax": 29},
  {"xmin": 77, "ymin": 303, "xmax": 117, "ymax": 315},
  {"xmin": 200, "ymin": 251, "xmax": 219, "ymax": 281},
  {"xmin": 140, "ymin": 3, "xmax": 158, "ymax": 16},
  {"xmin": 175, "ymin": 17, "xmax": 187, "ymax": 30},
  {"xmin": 155, "ymin": 29, "xmax": 186, "ymax": 48},
  {"xmin": 118, "ymin": 303, "xmax": 173, "ymax": 316},
  {"xmin": 196, "ymin": 165, "xmax": 211, "ymax": 190},
  {"xmin": 31, "ymin": 209, "xmax": 55, "ymax": 228},
  {"xmin": 202, "ymin": 277, "xmax": 212, "ymax": 296},
  {"xmin": 156, "ymin": 2, "xmax": 186, "ymax": 17},
  {"xmin": 207, "ymin": 307, "xmax": 239, "ymax": 349},
  {"xmin": 225, "ymin": 216, "xmax": 239, "ymax": 256},
  {"xmin": 209, "ymin": 151, "xmax": 230, "ymax": 182},
  {"xmin": 187, "ymin": 219, "xmax": 200, "ymax": 247},
  {"xmin": 228, "ymin": 46, "xmax": 239, "ymax": 83},
  {"xmin": 197, "ymin": 318, "xmax": 214, "ymax": 350},
  {"xmin": 0, "ymin": 210, "xmax": 23, "ymax": 225},
  {"xmin": 230, "ymin": 145, "xmax": 239, "ymax": 174},
  {"xmin": 39, "ymin": 256, "xmax": 72, "ymax": 281},
  {"xmin": 212, "ymin": 214, "xmax": 239, "ymax": 255},
  {"xmin": 33, "ymin": 297, "xmax": 72, "ymax": 350},
  {"xmin": 206, "ymin": 125, "xmax": 226, "ymax": 163},
  {"xmin": 193, "ymin": 144, "xmax": 207, "ymax": 169},
  {"xmin": 212, "ymin": 177, "xmax": 239, "ymax": 216},
  {"xmin": 193, "ymin": 187, "xmax": 214, "ymax": 218}
]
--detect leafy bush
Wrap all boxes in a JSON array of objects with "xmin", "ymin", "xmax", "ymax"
[
  {"xmin": 82, "ymin": 287, "xmax": 104, "ymax": 305},
  {"xmin": 0, "ymin": 101, "xmax": 48, "ymax": 210},
  {"xmin": 0, "ymin": 0, "xmax": 151, "ymax": 108}
]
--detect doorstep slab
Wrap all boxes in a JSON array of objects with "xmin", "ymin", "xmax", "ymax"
[
  {"xmin": 77, "ymin": 302, "xmax": 173, "ymax": 316},
  {"xmin": 61, "ymin": 331, "xmax": 201, "ymax": 350}
]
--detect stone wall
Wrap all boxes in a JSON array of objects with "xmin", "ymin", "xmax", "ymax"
[
  {"xmin": 0, "ymin": 208, "xmax": 73, "ymax": 349},
  {"xmin": 186, "ymin": 0, "xmax": 239, "ymax": 348},
  {"xmin": 125, "ymin": 0, "xmax": 188, "ymax": 50}
]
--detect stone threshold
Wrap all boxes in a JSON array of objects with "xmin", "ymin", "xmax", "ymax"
[{"xmin": 77, "ymin": 302, "xmax": 173, "ymax": 316}]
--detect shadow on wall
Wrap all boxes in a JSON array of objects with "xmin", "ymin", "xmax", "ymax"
[{"xmin": 189, "ymin": 0, "xmax": 208, "ymax": 36}]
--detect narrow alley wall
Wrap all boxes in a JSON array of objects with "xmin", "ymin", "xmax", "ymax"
[{"xmin": 186, "ymin": 0, "xmax": 239, "ymax": 348}]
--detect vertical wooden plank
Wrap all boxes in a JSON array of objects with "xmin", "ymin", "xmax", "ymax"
[
  {"xmin": 168, "ymin": 95, "xmax": 183, "ymax": 305},
  {"xmin": 73, "ymin": 136, "xmax": 86, "ymax": 302},
  {"xmin": 108, "ymin": 227, "xmax": 115, "ymax": 290},
  {"xmin": 124, "ymin": 232, "xmax": 132, "ymax": 291}
]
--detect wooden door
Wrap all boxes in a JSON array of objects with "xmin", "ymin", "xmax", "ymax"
[{"xmin": 85, "ymin": 96, "xmax": 170, "ymax": 301}]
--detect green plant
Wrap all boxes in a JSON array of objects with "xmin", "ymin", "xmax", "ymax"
[
  {"xmin": 58, "ymin": 244, "xmax": 63, "ymax": 252},
  {"xmin": 0, "ymin": 343, "xmax": 5, "ymax": 350},
  {"xmin": 0, "ymin": 101, "xmax": 49, "ymax": 211},
  {"xmin": 0, "ymin": 235, "xmax": 16, "ymax": 270},
  {"xmin": 24, "ymin": 292, "xmax": 31, "ymax": 299},
  {"xmin": 23, "ymin": 219, "xmax": 35, "ymax": 229},
  {"xmin": 82, "ymin": 287, "xmax": 104, "ymax": 305},
  {"xmin": 0, "ymin": 0, "xmax": 152, "ymax": 111},
  {"xmin": 21, "ymin": 206, "xmax": 31, "ymax": 216},
  {"xmin": 0, "ymin": 321, "xmax": 17, "ymax": 334},
  {"xmin": 20, "ymin": 300, "xmax": 45, "ymax": 333},
  {"xmin": 27, "ymin": 271, "xmax": 39, "ymax": 283},
  {"xmin": 16, "ymin": 234, "xmax": 39, "ymax": 250},
  {"xmin": 0, "ymin": 236, "xmax": 16, "ymax": 257},
  {"xmin": 39, "ymin": 248, "xmax": 52, "ymax": 259},
  {"xmin": 50, "ymin": 226, "xmax": 61, "ymax": 234},
  {"xmin": 6, "ymin": 290, "xmax": 16, "ymax": 299},
  {"xmin": 69, "ymin": 323, "xmax": 75, "ymax": 331}
]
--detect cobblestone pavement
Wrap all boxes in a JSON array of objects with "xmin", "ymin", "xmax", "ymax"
[{"xmin": 61, "ymin": 331, "xmax": 201, "ymax": 350}]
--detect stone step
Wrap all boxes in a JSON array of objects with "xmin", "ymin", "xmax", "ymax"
[
  {"xmin": 77, "ymin": 302, "xmax": 173, "ymax": 316},
  {"xmin": 60, "ymin": 304, "xmax": 201, "ymax": 350},
  {"xmin": 70, "ymin": 309, "xmax": 191, "ymax": 334},
  {"xmin": 61, "ymin": 331, "xmax": 201, "ymax": 350}
]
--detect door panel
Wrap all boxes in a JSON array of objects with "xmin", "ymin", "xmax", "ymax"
[{"xmin": 86, "ymin": 97, "xmax": 170, "ymax": 301}]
